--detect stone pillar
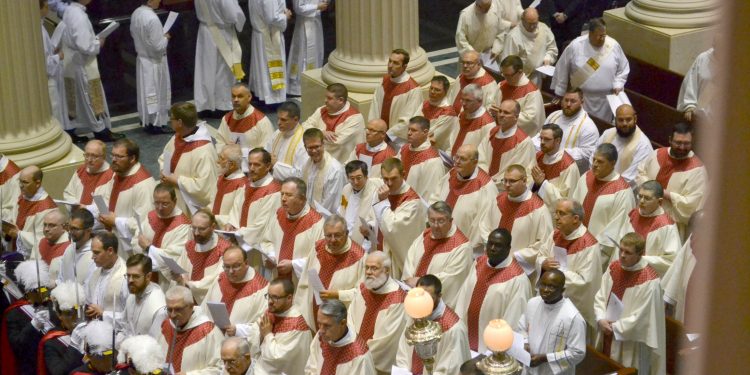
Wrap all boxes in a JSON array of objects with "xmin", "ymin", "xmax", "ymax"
[
  {"xmin": 625, "ymin": 0, "xmax": 721, "ymax": 28},
  {"xmin": 321, "ymin": 0, "xmax": 435, "ymax": 94},
  {"xmin": 0, "ymin": 1, "xmax": 82, "ymax": 198}
]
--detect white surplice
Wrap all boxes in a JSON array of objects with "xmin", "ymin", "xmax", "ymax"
[
  {"xmin": 130, "ymin": 5, "xmax": 171, "ymax": 127},
  {"xmin": 287, "ymin": 0, "xmax": 325, "ymax": 96},
  {"xmin": 534, "ymin": 109, "xmax": 599, "ymax": 171},
  {"xmin": 593, "ymin": 127, "xmax": 653, "ymax": 186},
  {"xmin": 249, "ymin": 0, "xmax": 288, "ymax": 104}
]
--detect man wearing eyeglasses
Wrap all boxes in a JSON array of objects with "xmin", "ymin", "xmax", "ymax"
[
  {"xmin": 346, "ymin": 119, "xmax": 396, "ymax": 179},
  {"xmin": 57, "ymin": 208, "xmax": 96, "ymax": 286},
  {"xmin": 295, "ymin": 215, "xmax": 365, "ymax": 329},
  {"xmin": 300, "ymin": 128, "xmax": 346, "ymax": 214},
  {"xmin": 63, "ymin": 140, "xmax": 113, "ymax": 206},
  {"xmin": 31, "ymin": 209, "xmax": 71, "ymax": 283},
  {"xmin": 402, "ymin": 201, "xmax": 472, "ymax": 310},
  {"xmin": 448, "ymin": 50, "xmax": 498, "ymax": 114},
  {"xmin": 492, "ymin": 55, "xmax": 545, "ymax": 137},
  {"xmin": 220, "ymin": 337, "xmax": 254, "ymax": 375}
]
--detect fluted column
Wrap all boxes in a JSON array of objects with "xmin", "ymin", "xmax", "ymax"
[
  {"xmin": 625, "ymin": 0, "xmax": 721, "ymax": 28},
  {"xmin": 0, "ymin": 0, "xmax": 71, "ymax": 167},
  {"xmin": 321, "ymin": 0, "xmax": 435, "ymax": 93}
]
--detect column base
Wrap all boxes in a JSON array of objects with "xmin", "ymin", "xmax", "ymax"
[
  {"xmin": 40, "ymin": 143, "xmax": 84, "ymax": 200},
  {"xmin": 604, "ymin": 7, "xmax": 716, "ymax": 75}
]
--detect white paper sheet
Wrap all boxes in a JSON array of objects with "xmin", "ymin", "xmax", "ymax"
[
  {"xmin": 506, "ymin": 331, "xmax": 531, "ymax": 366},
  {"xmin": 481, "ymin": 51, "xmax": 500, "ymax": 73},
  {"xmin": 133, "ymin": 212, "xmax": 143, "ymax": 233},
  {"xmin": 686, "ymin": 333, "xmax": 701, "ymax": 342},
  {"xmin": 528, "ymin": 0, "xmax": 542, "ymax": 8},
  {"xmin": 514, "ymin": 253, "xmax": 535, "ymax": 276},
  {"xmin": 206, "ymin": 302, "xmax": 231, "ymax": 327},
  {"xmin": 162, "ymin": 11, "xmax": 179, "ymax": 33},
  {"xmin": 53, "ymin": 199, "xmax": 79, "ymax": 206},
  {"xmin": 92, "ymin": 195, "xmax": 109, "ymax": 214},
  {"xmin": 50, "ymin": 22, "xmax": 66, "ymax": 49},
  {"xmin": 358, "ymin": 154, "xmax": 373, "ymax": 171},
  {"xmin": 160, "ymin": 255, "xmax": 187, "ymax": 275},
  {"xmin": 553, "ymin": 246, "xmax": 568, "ymax": 271},
  {"xmin": 606, "ymin": 92, "xmax": 632, "ymax": 116},
  {"xmin": 535, "ymin": 65, "xmax": 556, "ymax": 77},
  {"xmin": 438, "ymin": 149, "xmax": 454, "ymax": 169},
  {"xmin": 307, "ymin": 268, "xmax": 325, "ymax": 305},
  {"xmin": 391, "ymin": 366, "xmax": 412, "ymax": 375},
  {"xmin": 313, "ymin": 201, "xmax": 332, "ymax": 219},
  {"xmin": 606, "ymin": 292, "xmax": 624, "ymax": 322},
  {"xmin": 96, "ymin": 21, "xmax": 120, "ymax": 39},
  {"xmin": 161, "ymin": 152, "xmax": 172, "ymax": 176}
]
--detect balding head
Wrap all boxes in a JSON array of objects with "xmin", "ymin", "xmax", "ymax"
[
  {"xmin": 461, "ymin": 50, "xmax": 481, "ymax": 76},
  {"xmin": 475, "ymin": 0, "xmax": 492, "ymax": 13},
  {"xmin": 365, "ymin": 118, "xmax": 388, "ymax": 147},
  {"xmin": 522, "ymin": 7, "xmax": 540, "ymax": 33},
  {"xmin": 455, "ymin": 144, "xmax": 479, "ymax": 177},
  {"xmin": 19, "ymin": 165, "xmax": 43, "ymax": 198}
]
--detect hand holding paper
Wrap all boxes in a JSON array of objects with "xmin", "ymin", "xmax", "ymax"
[
  {"xmin": 307, "ymin": 269, "xmax": 325, "ymax": 305},
  {"xmin": 206, "ymin": 302, "xmax": 231, "ymax": 328}
]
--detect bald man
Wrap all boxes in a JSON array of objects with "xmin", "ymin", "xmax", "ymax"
[
  {"xmin": 215, "ymin": 83, "xmax": 275, "ymax": 154},
  {"xmin": 2, "ymin": 166, "xmax": 57, "ymax": 256},
  {"xmin": 63, "ymin": 140, "xmax": 113, "ymax": 205},
  {"xmin": 347, "ymin": 119, "xmax": 397, "ymax": 179},
  {"xmin": 31, "ymin": 209, "xmax": 71, "ymax": 282},
  {"xmin": 456, "ymin": 0, "xmax": 519, "ymax": 58},
  {"xmin": 592, "ymin": 104, "xmax": 653, "ymax": 186},
  {"xmin": 502, "ymin": 8, "xmax": 558, "ymax": 87},
  {"xmin": 221, "ymin": 337, "xmax": 253, "ymax": 375},
  {"xmin": 448, "ymin": 50, "xmax": 498, "ymax": 114}
]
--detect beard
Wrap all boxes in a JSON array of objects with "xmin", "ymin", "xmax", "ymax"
[
  {"xmin": 364, "ymin": 273, "xmax": 388, "ymax": 290},
  {"xmin": 616, "ymin": 126, "xmax": 636, "ymax": 138}
]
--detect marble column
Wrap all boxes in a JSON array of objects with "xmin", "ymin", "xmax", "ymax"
[
  {"xmin": 625, "ymin": 0, "xmax": 721, "ymax": 28},
  {"xmin": 321, "ymin": 0, "xmax": 435, "ymax": 94}
]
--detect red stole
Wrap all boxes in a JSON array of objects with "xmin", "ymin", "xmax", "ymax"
[
  {"xmin": 147, "ymin": 211, "xmax": 190, "ymax": 248},
  {"xmin": 37, "ymin": 330, "xmax": 68, "ymax": 375},
  {"xmin": 0, "ymin": 160, "xmax": 20, "ymax": 185},
  {"xmin": 0, "ymin": 300, "xmax": 29, "ymax": 375},
  {"xmin": 377, "ymin": 188, "xmax": 421, "ymax": 251},
  {"xmin": 276, "ymin": 208, "xmax": 322, "ymax": 262},
  {"xmin": 319, "ymin": 335, "xmax": 369, "ymax": 374},
  {"xmin": 467, "ymin": 256, "xmax": 524, "ymax": 351},
  {"xmin": 353, "ymin": 143, "xmax": 397, "ymax": 167},
  {"xmin": 414, "ymin": 228, "xmax": 469, "ymax": 277},
  {"xmin": 320, "ymin": 106, "xmax": 360, "ymax": 132},
  {"xmin": 170, "ymin": 136, "xmax": 211, "ymax": 173},
  {"xmin": 628, "ymin": 209, "xmax": 674, "ymax": 241},
  {"xmin": 109, "ymin": 165, "xmax": 152, "ymax": 209},
  {"xmin": 379, "ymin": 75, "xmax": 419, "ymax": 125},
  {"xmin": 74, "ymin": 166, "xmax": 113, "ymax": 205},
  {"xmin": 185, "ymin": 237, "xmax": 231, "ymax": 281},
  {"xmin": 38, "ymin": 238, "xmax": 71, "ymax": 265},
  {"xmin": 161, "ymin": 320, "xmax": 215, "ymax": 373},
  {"xmin": 357, "ymin": 283, "xmax": 406, "ymax": 342},
  {"xmin": 495, "ymin": 192, "xmax": 545, "ymax": 231},
  {"xmin": 536, "ymin": 151, "xmax": 576, "ymax": 181},
  {"xmin": 16, "ymin": 195, "xmax": 56, "ymax": 230},
  {"xmin": 421, "ymin": 101, "xmax": 457, "ymax": 121},
  {"xmin": 581, "ymin": 172, "xmax": 630, "ymax": 226},
  {"xmin": 453, "ymin": 111, "xmax": 494, "ymax": 156},
  {"xmin": 412, "ymin": 307, "xmax": 460, "ymax": 375},
  {"xmin": 315, "ymin": 240, "xmax": 365, "ymax": 289},
  {"xmin": 487, "ymin": 126, "xmax": 529, "ymax": 177},
  {"xmin": 553, "ymin": 229, "xmax": 598, "ymax": 256},
  {"xmin": 212, "ymin": 175, "xmax": 245, "ymax": 214},
  {"xmin": 499, "ymin": 80, "xmax": 538, "ymax": 101},
  {"xmin": 654, "ymin": 148, "xmax": 704, "ymax": 191},
  {"xmin": 239, "ymin": 180, "xmax": 282, "ymax": 226},
  {"xmin": 400, "ymin": 144, "xmax": 440, "ymax": 178},
  {"xmin": 217, "ymin": 271, "xmax": 268, "ymax": 313},
  {"xmin": 270, "ymin": 313, "xmax": 310, "ymax": 334},
  {"xmin": 453, "ymin": 72, "xmax": 496, "ymax": 112},
  {"xmin": 223, "ymin": 109, "xmax": 266, "ymax": 133},
  {"xmin": 445, "ymin": 169, "xmax": 492, "ymax": 208}
]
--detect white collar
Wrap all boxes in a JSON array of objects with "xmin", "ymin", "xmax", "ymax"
[
  {"xmin": 487, "ymin": 254, "xmax": 513, "ymax": 269},
  {"xmin": 330, "ymin": 326, "xmax": 355, "ymax": 346},
  {"xmin": 495, "ymin": 124, "xmax": 518, "ymax": 139},
  {"xmin": 621, "ymin": 258, "xmax": 648, "ymax": 272},
  {"xmin": 667, "ymin": 147, "xmax": 695, "ymax": 160},
  {"xmin": 157, "ymin": 207, "xmax": 183, "ymax": 219},
  {"xmin": 87, "ymin": 162, "xmax": 110, "ymax": 174},
  {"xmin": 428, "ymin": 97, "xmax": 451, "ymax": 107},
  {"xmin": 521, "ymin": 26, "xmax": 538, "ymax": 39},
  {"xmin": 507, "ymin": 189, "xmax": 531, "ymax": 202},
  {"xmin": 542, "ymin": 148, "xmax": 564, "ymax": 164},
  {"xmin": 431, "ymin": 224, "xmax": 457, "ymax": 239},
  {"xmin": 182, "ymin": 122, "xmax": 213, "ymax": 143},
  {"xmin": 456, "ymin": 167, "xmax": 479, "ymax": 181},
  {"xmin": 25, "ymin": 187, "xmax": 47, "ymax": 201},
  {"xmin": 76, "ymin": 239, "xmax": 92, "ymax": 252},
  {"xmin": 563, "ymin": 224, "xmax": 587, "ymax": 241},
  {"xmin": 391, "ymin": 182, "xmax": 410, "ymax": 196},
  {"xmin": 463, "ymin": 67, "xmax": 486, "ymax": 80},
  {"xmin": 233, "ymin": 105, "xmax": 256, "ymax": 119},
  {"xmin": 250, "ymin": 173, "xmax": 272, "ymax": 187},
  {"xmin": 638, "ymin": 206, "xmax": 664, "ymax": 218},
  {"xmin": 561, "ymin": 108, "xmax": 585, "ymax": 121},
  {"xmin": 597, "ymin": 170, "xmax": 619, "ymax": 182},
  {"xmin": 224, "ymin": 169, "xmax": 245, "ymax": 180},
  {"xmin": 282, "ymin": 124, "xmax": 302, "ymax": 138},
  {"xmin": 366, "ymin": 141, "xmax": 388, "ymax": 153},
  {"xmin": 466, "ymin": 106, "xmax": 487, "ymax": 120},
  {"xmin": 0, "ymin": 156, "xmax": 7, "ymax": 171},
  {"xmin": 286, "ymin": 204, "xmax": 310, "ymax": 220},
  {"xmin": 542, "ymin": 296, "xmax": 566, "ymax": 311},
  {"xmin": 196, "ymin": 233, "xmax": 218, "ymax": 252},
  {"xmin": 329, "ymin": 102, "xmax": 351, "ymax": 116},
  {"xmin": 390, "ymin": 72, "xmax": 410, "ymax": 84},
  {"xmin": 409, "ymin": 140, "xmax": 431, "ymax": 151},
  {"xmin": 427, "ymin": 300, "xmax": 447, "ymax": 321}
]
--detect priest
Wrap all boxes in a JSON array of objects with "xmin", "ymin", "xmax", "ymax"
[
  {"xmin": 402, "ymin": 202, "xmax": 472, "ymax": 309},
  {"xmin": 63, "ymin": 140, "xmax": 113, "ymax": 205},
  {"xmin": 502, "ymin": 8, "xmax": 558, "ymax": 87},
  {"xmin": 346, "ymin": 119, "xmax": 397, "ymax": 179},
  {"xmin": 32, "ymin": 209, "xmax": 71, "ymax": 283},
  {"xmin": 338, "ymin": 160, "xmax": 383, "ymax": 248},
  {"xmin": 300, "ymin": 128, "xmax": 346, "ymax": 214},
  {"xmin": 453, "ymin": 84, "xmax": 496, "ymax": 157},
  {"xmin": 248, "ymin": 0, "xmax": 291, "ymax": 105},
  {"xmin": 677, "ymin": 39, "xmax": 720, "ymax": 122},
  {"xmin": 211, "ymin": 144, "xmax": 246, "ymax": 226},
  {"xmin": 414, "ymin": 76, "xmax": 458, "ymax": 153},
  {"xmin": 215, "ymin": 83, "xmax": 275, "ymax": 153},
  {"xmin": 448, "ymin": 50, "xmax": 497, "ymax": 113},
  {"xmin": 287, "ymin": 0, "xmax": 327, "ymax": 96},
  {"xmin": 220, "ymin": 337, "xmax": 254, "ymax": 375},
  {"xmin": 368, "ymin": 49, "xmax": 422, "ymax": 145},
  {"xmin": 532, "ymin": 124, "xmax": 580, "ymax": 213},
  {"xmin": 494, "ymin": 55, "xmax": 545, "ymax": 136},
  {"xmin": 57, "ymin": 208, "xmax": 96, "ymax": 285},
  {"xmin": 592, "ymin": 104, "xmax": 653, "ymax": 186},
  {"xmin": 85, "ymin": 231, "xmax": 128, "ymax": 321},
  {"xmin": 302, "ymin": 83, "xmax": 365, "ymax": 163},
  {"xmin": 345, "ymin": 252, "xmax": 408, "ymax": 373},
  {"xmin": 455, "ymin": 0, "xmax": 510, "ymax": 58},
  {"xmin": 398, "ymin": 116, "xmax": 447, "ymax": 199},
  {"xmin": 265, "ymin": 102, "xmax": 309, "ymax": 180},
  {"xmin": 456, "ymin": 228, "xmax": 531, "ymax": 352},
  {"xmin": 2, "ymin": 165, "xmax": 57, "ymax": 256},
  {"xmin": 124, "ymin": 254, "xmax": 166, "ymax": 337},
  {"xmin": 0, "ymin": 154, "xmax": 21, "ymax": 221}
]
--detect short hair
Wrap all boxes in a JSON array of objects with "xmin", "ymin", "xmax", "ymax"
[
  {"xmin": 248, "ymin": 147, "xmax": 272, "ymax": 164},
  {"xmin": 221, "ymin": 144, "xmax": 243, "ymax": 165},
  {"xmin": 416, "ymin": 274, "xmax": 442, "ymax": 296},
  {"xmin": 639, "ymin": 180, "xmax": 664, "ymax": 199},
  {"xmin": 429, "ymin": 201, "xmax": 453, "ymax": 219},
  {"xmin": 595, "ymin": 143, "xmax": 618, "ymax": 162},
  {"xmin": 409, "ymin": 116, "xmax": 430, "ymax": 131},
  {"xmin": 70, "ymin": 207, "xmax": 95, "ymax": 229},
  {"xmin": 672, "ymin": 122, "xmax": 695, "ymax": 137},
  {"xmin": 502, "ymin": 99, "xmax": 521, "ymax": 117},
  {"xmin": 231, "ymin": 82, "xmax": 251, "ymax": 93},
  {"xmin": 326, "ymin": 83, "xmax": 348, "ymax": 101},
  {"xmin": 94, "ymin": 231, "xmax": 119, "ymax": 254},
  {"xmin": 324, "ymin": 214, "xmax": 348, "ymax": 230},
  {"xmin": 541, "ymin": 123, "xmax": 564, "ymax": 140},
  {"xmin": 126, "ymin": 253, "xmax": 153, "ymax": 274},
  {"xmin": 277, "ymin": 101, "xmax": 301, "ymax": 119},
  {"xmin": 620, "ymin": 232, "xmax": 646, "ymax": 255},
  {"xmin": 489, "ymin": 228, "xmax": 512, "ymax": 247},
  {"xmin": 431, "ymin": 75, "xmax": 450, "ymax": 92},
  {"xmin": 282, "ymin": 177, "xmax": 307, "ymax": 198},
  {"xmin": 381, "ymin": 157, "xmax": 404, "ymax": 174},
  {"xmin": 505, "ymin": 164, "xmax": 527, "ymax": 176},
  {"xmin": 222, "ymin": 337, "xmax": 251, "ymax": 356},
  {"xmin": 319, "ymin": 299, "xmax": 347, "ymax": 323},
  {"xmin": 588, "ymin": 17, "xmax": 607, "ymax": 32},
  {"xmin": 303, "ymin": 127, "xmax": 325, "ymax": 143},
  {"xmin": 170, "ymin": 102, "xmax": 198, "ymax": 128},
  {"xmin": 154, "ymin": 182, "xmax": 177, "ymax": 202},
  {"xmin": 345, "ymin": 160, "xmax": 368, "ymax": 177},
  {"xmin": 564, "ymin": 87, "xmax": 584, "ymax": 99},
  {"xmin": 367, "ymin": 251, "xmax": 392, "ymax": 271},
  {"xmin": 224, "ymin": 246, "xmax": 248, "ymax": 262},
  {"xmin": 462, "ymin": 83, "xmax": 483, "ymax": 100},
  {"xmin": 543, "ymin": 268, "xmax": 566, "ymax": 284},
  {"xmin": 192, "ymin": 208, "xmax": 218, "ymax": 227},
  {"xmin": 165, "ymin": 285, "xmax": 194, "ymax": 305},
  {"xmin": 391, "ymin": 48, "xmax": 410, "ymax": 65},
  {"xmin": 558, "ymin": 198, "xmax": 586, "ymax": 222},
  {"xmin": 113, "ymin": 138, "xmax": 140, "ymax": 162},
  {"xmin": 270, "ymin": 278, "xmax": 295, "ymax": 296},
  {"xmin": 500, "ymin": 55, "xmax": 524, "ymax": 72}
]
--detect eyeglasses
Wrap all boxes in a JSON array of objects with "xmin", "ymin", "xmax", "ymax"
[
  {"xmin": 365, "ymin": 128, "xmax": 384, "ymax": 133},
  {"xmin": 324, "ymin": 232, "xmax": 347, "ymax": 240},
  {"xmin": 501, "ymin": 178, "xmax": 523, "ymax": 185},
  {"xmin": 461, "ymin": 60, "xmax": 479, "ymax": 66},
  {"xmin": 83, "ymin": 153, "xmax": 103, "ymax": 160},
  {"xmin": 265, "ymin": 293, "xmax": 289, "ymax": 302},
  {"xmin": 428, "ymin": 218, "xmax": 449, "ymax": 226},
  {"xmin": 111, "ymin": 153, "xmax": 129, "ymax": 160}
]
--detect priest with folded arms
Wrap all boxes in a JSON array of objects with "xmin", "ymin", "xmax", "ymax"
[
  {"xmin": 338, "ymin": 160, "xmax": 383, "ymax": 248},
  {"xmin": 63, "ymin": 140, "xmax": 113, "ymax": 205},
  {"xmin": 448, "ymin": 50, "xmax": 498, "ymax": 113},
  {"xmin": 159, "ymin": 102, "xmax": 218, "ymax": 215},
  {"xmin": 516, "ymin": 269, "xmax": 587, "ymax": 375},
  {"xmin": 57, "ymin": 208, "xmax": 96, "ymax": 285},
  {"xmin": 402, "ymin": 201, "xmax": 472, "ymax": 309},
  {"xmin": 431, "ymin": 144, "xmax": 498, "ymax": 252},
  {"xmin": 300, "ymin": 128, "xmax": 346, "ymax": 214},
  {"xmin": 2, "ymin": 165, "xmax": 57, "ymax": 256},
  {"xmin": 368, "ymin": 49, "xmax": 422, "ymax": 146},
  {"xmin": 123, "ymin": 254, "xmax": 166, "ymax": 337},
  {"xmin": 531, "ymin": 124, "xmax": 580, "ymax": 213},
  {"xmin": 158, "ymin": 285, "xmax": 224, "ymax": 374},
  {"xmin": 266, "ymin": 102, "xmax": 310, "ymax": 180},
  {"xmin": 395, "ymin": 275, "xmax": 470, "ymax": 375},
  {"xmin": 85, "ymin": 231, "xmax": 128, "ymax": 321},
  {"xmin": 211, "ymin": 144, "xmax": 246, "ymax": 226},
  {"xmin": 414, "ymin": 76, "xmax": 458, "ymax": 153},
  {"xmin": 345, "ymin": 252, "xmax": 408, "ymax": 374},
  {"xmin": 493, "ymin": 55, "xmax": 545, "ymax": 136},
  {"xmin": 215, "ymin": 83, "xmax": 275, "ymax": 153},
  {"xmin": 594, "ymin": 233, "xmax": 665, "ymax": 375},
  {"xmin": 536, "ymin": 199, "xmax": 602, "ymax": 335},
  {"xmin": 479, "ymin": 99, "xmax": 536, "ymax": 191},
  {"xmin": 571, "ymin": 143, "xmax": 635, "ymax": 242},
  {"xmin": 346, "ymin": 119, "xmax": 397, "ymax": 179},
  {"xmin": 456, "ymin": 228, "xmax": 531, "ymax": 352},
  {"xmin": 368, "ymin": 158, "xmax": 427, "ymax": 279},
  {"xmin": 202, "ymin": 246, "xmax": 269, "ymax": 338},
  {"xmin": 303, "ymin": 83, "xmax": 365, "ymax": 163},
  {"xmin": 32, "ymin": 209, "xmax": 71, "ymax": 283},
  {"xmin": 481, "ymin": 164, "xmax": 553, "ymax": 271},
  {"xmin": 398, "ymin": 116, "xmax": 447, "ymax": 199},
  {"xmin": 453, "ymin": 84, "xmax": 496, "ymax": 157},
  {"xmin": 592, "ymin": 104, "xmax": 653, "ymax": 186}
]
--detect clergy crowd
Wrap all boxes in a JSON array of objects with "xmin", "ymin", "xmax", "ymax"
[{"xmin": 4, "ymin": 0, "xmax": 716, "ymax": 374}]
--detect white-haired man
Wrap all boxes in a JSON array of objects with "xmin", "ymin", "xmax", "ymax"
[
  {"xmin": 448, "ymin": 50, "xmax": 498, "ymax": 113},
  {"xmin": 453, "ymin": 83, "xmax": 495, "ymax": 157},
  {"xmin": 221, "ymin": 337, "xmax": 254, "ymax": 375},
  {"xmin": 63, "ymin": 140, "xmax": 113, "ymax": 205},
  {"xmin": 211, "ymin": 144, "xmax": 246, "ymax": 225}
]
